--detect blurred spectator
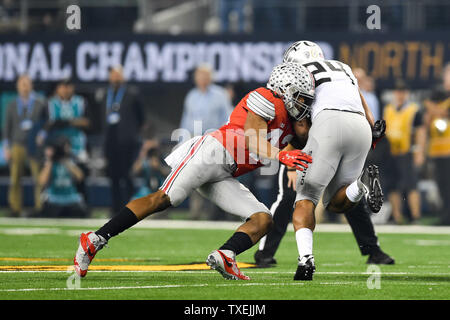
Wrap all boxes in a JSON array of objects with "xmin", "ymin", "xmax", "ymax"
[
  {"xmin": 100, "ymin": 65, "xmax": 145, "ymax": 216},
  {"xmin": 2, "ymin": 74, "xmax": 47, "ymax": 216},
  {"xmin": 130, "ymin": 147, "xmax": 169, "ymax": 201},
  {"xmin": 46, "ymin": 79, "xmax": 90, "ymax": 202},
  {"xmin": 219, "ymin": 0, "xmax": 246, "ymax": 33},
  {"xmin": 180, "ymin": 64, "xmax": 233, "ymax": 137},
  {"xmin": 38, "ymin": 137, "xmax": 88, "ymax": 218},
  {"xmin": 354, "ymin": 68, "xmax": 380, "ymax": 121},
  {"xmin": 423, "ymin": 63, "xmax": 450, "ymax": 225},
  {"xmin": 179, "ymin": 64, "xmax": 233, "ymax": 220},
  {"xmin": 46, "ymin": 79, "xmax": 90, "ymax": 164},
  {"xmin": 384, "ymin": 80, "xmax": 426, "ymax": 224}
]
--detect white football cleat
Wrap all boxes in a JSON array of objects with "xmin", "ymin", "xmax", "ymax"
[
  {"xmin": 73, "ymin": 232, "xmax": 107, "ymax": 277},
  {"xmin": 206, "ymin": 250, "xmax": 250, "ymax": 280}
]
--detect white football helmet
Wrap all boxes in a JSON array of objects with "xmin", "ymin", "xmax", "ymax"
[
  {"xmin": 267, "ymin": 62, "xmax": 315, "ymax": 121},
  {"xmin": 283, "ymin": 40, "xmax": 324, "ymax": 64}
]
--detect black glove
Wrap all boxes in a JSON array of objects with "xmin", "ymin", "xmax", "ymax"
[{"xmin": 371, "ymin": 119, "xmax": 386, "ymax": 149}]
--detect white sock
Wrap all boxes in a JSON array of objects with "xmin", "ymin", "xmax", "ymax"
[
  {"xmin": 258, "ymin": 235, "xmax": 267, "ymax": 251},
  {"xmin": 345, "ymin": 180, "xmax": 364, "ymax": 203},
  {"xmin": 295, "ymin": 228, "xmax": 313, "ymax": 258}
]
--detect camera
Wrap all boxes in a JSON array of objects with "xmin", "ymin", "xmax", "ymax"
[{"xmin": 48, "ymin": 136, "xmax": 71, "ymax": 161}]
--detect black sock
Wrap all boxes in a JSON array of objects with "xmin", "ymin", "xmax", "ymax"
[
  {"xmin": 96, "ymin": 206, "xmax": 139, "ymax": 241},
  {"xmin": 219, "ymin": 232, "xmax": 253, "ymax": 255}
]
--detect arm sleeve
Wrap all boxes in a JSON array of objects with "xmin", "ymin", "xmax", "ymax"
[{"xmin": 245, "ymin": 90, "xmax": 276, "ymax": 121}]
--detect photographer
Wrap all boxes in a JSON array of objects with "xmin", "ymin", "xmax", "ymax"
[
  {"xmin": 46, "ymin": 79, "xmax": 90, "ymax": 163},
  {"xmin": 424, "ymin": 86, "xmax": 450, "ymax": 225},
  {"xmin": 38, "ymin": 137, "xmax": 88, "ymax": 218},
  {"xmin": 46, "ymin": 79, "xmax": 91, "ymax": 203},
  {"xmin": 130, "ymin": 145, "xmax": 168, "ymax": 201}
]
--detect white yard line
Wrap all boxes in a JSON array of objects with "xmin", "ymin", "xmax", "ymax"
[
  {"xmin": 1, "ymin": 280, "xmax": 447, "ymax": 293},
  {"xmin": 0, "ymin": 284, "xmax": 209, "ymax": 292},
  {"xmin": 0, "ymin": 270, "xmax": 448, "ymax": 276},
  {"xmin": 0, "ymin": 283, "xmax": 307, "ymax": 292},
  {"xmin": 404, "ymin": 239, "xmax": 450, "ymax": 246},
  {"xmin": 1, "ymin": 217, "xmax": 450, "ymax": 234}
]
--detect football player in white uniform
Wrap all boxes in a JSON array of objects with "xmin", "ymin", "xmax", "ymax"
[{"xmin": 283, "ymin": 41, "xmax": 384, "ymax": 280}]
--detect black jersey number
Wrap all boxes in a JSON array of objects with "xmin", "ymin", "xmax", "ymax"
[{"xmin": 304, "ymin": 61, "xmax": 355, "ymax": 87}]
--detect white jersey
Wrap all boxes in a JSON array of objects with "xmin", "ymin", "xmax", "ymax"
[{"xmin": 303, "ymin": 59, "xmax": 364, "ymax": 121}]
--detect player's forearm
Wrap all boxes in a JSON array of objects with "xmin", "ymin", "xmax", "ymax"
[
  {"xmin": 282, "ymin": 143, "xmax": 296, "ymax": 152},
  {"xmin": 359, "ymin": 90, "xmax": 375, "ymax": 128},
  {"xmin": 246, "ymin": 132, "xmax": 304, "ymax": 161},
  {"xmin": 243, "ymin": 111, "xmax": 281, "ymax": 160},
  {"xmin": 245, "ymin": 131, "xmax": 280, "ymax": 160}
]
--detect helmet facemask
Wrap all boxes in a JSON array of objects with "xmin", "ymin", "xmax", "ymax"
[
  {"xmin": 283, "ymin": 85, "xmax": 313, "ymax": 121},
  {"xmin": 267, "ymin": 62, "xmax": 315, "ymax": 121}
]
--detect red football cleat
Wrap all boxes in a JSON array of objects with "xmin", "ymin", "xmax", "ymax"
[
  {"xmin": 206, "ymin": 250, "xmax": 250, "ymax": 280},
  {"xmin": 73, "ymin": 232, "xmax": 107, "ymax": 277}
]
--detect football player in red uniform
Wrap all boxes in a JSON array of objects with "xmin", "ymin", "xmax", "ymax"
[{"xmin": 73, "ymin": 62, "xmax": 315, "ymax": 280}]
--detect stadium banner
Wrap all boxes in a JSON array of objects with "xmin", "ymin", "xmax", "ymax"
[{"xmin": 0, "ymin": 32, "xmax": 448, "ymax": 89}]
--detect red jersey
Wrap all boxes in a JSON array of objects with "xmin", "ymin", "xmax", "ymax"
[{"xmin": 210, "ymin": 87, "xmax": 294, "ymax": 177}]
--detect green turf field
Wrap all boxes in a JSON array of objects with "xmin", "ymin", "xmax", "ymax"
[{"xmin": 0, "ymin": 218, "xmax": 449, "ymax": 300}]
